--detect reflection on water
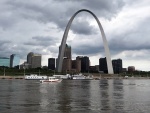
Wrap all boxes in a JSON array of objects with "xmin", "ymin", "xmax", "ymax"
[
  {"xmin": 112, "ymin": 79, "xmax": 124, "ymax": 113},
  {"xmin": 100, "ymin": 79, "xmax": 110, "ymax": 111},
  {"xmin": 1, "ymin": 79, "xmax": 150, "ymax": 113}
]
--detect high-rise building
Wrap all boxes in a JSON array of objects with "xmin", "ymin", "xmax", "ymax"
[
  {"xmin": 31, "ymin": 54, "xmax": 41, "ymax": 68},
  {"xmin": 72, "ymin": 59, "xmax": 81, "ymax": 73},
  {"xmin": 59, "ymin": 44, "xmax": 71, "ymax": 59},
  {"xmin": 62, "ymin": 58, "xmax": 72, "ymax": 72},
  {"xmin": 48, "ymin": 58, "xmax": 55, "ymax": 70},
  {"xmin": 27, "ymin": 52, "xmax": 34, "ymax": 64},
  {"xmin": 77, "ymin": 56, "xmax": 89, "ymax": 72},
  {"xmin": 27, "ymin": 52, "xmax": 41, "ymax": 68},
  {"xmin": 58, "ymin": 44, "xmax": 72, "ymax": 72},
  {"xmin": 0, "ymin": 57, "xmax": 10, "ymax": 67},
  {"xmin": 112, "ymin": 59, "xmax": 122, "ymax": 74},
  {"xmin": 10, "ymin": 54, "xmax": 20, "ymax": 68},
  {"xmin": 99, "ymin": 57, "xmax": 108, "ymax": 73}
]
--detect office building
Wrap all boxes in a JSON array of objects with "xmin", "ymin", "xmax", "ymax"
[
  {"xmin": 59, "ymin": 44, "xmax": 71, "ymax": 59},
  {"xmin": 48, "ymin": 58, "xmax": 55, "ymax": 70},
  {"xmin": 62, "ymin": 58, "xmax": 72, "ymax": 72},
  {"xmin": 27, "ymin": 52, "xmax": 34, "ymax": 64},
  {"xmin": 72, "ymin": 59, "xmax": 81, "ymax": 73},
  {"xmin": 31, "ymin": 54, "xmax": 41, "ymax": 68},
  {"xmin": 128, "ymin": 66, "xmax": 135, "ymax": 72},
  {"xmin": 89, "ymin": 66, "xmax": 98, "ymax": 73},
  {"xmin": 112, "ymin": 59, "xmax": 122, "ymax": 74},
  {"xmin": 77, "ymin": 56, "xmax": 89, "ymax": 72},
  {"xmin": 10, "ymin": 54, "xmax": 20, "ymax": 68},
  {"xmin": 27, "ymin": 52, "xmax": 41, "ymax": 68},
  {"xmin": 20, "ymin": 62, "xmax": 30, "ymax": 69},
  {"xmin": 0, "ymin": 57, "xmax": 10, "ymax": 67},
  {"xmin": 99, "ymin": 57, "xmax": 108, "ymax": 73},
  {"xmin": 58, "ymin": 44, "xmax": 72, "ymax": 72}
]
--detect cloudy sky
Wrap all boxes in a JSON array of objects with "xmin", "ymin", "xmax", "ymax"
[{"xmin": 0, "ymin": 0, "xmax": 150, "ymax": 71}]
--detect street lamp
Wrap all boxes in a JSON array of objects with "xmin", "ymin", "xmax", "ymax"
[
  {"xmin": 23, "ymin": 66, "xmax": 25, "ymax": 76},
  {"xmin": 4, "ymin": 66, "xmax": 5, "ymax": 76}
]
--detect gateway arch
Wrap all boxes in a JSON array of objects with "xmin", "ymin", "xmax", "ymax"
[{"xmin": 56, "ymin": 9, "xmax": 114, "ymax": 74}]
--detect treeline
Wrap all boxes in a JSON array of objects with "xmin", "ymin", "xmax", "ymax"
[
  {"xmin": 121, "ymin": 71, "xmax": 150, "ymax": 77},
  {"xmin": 0, "ymin": 66, "xmax": 61, "ymax": 76}
]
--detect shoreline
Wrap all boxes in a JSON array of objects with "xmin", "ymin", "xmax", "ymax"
[{"xmin": 0, "ymin": 76, "xmax": 150, "ymax": 80}]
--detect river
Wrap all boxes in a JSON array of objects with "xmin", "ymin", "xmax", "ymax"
[{"xmin": 0, "ymin": 79, "xmax": 150, "ymax": 113}]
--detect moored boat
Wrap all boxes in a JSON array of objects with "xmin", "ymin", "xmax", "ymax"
[
  {"xmin": 40, "ymin": 77, "xmax": 62, "ymax": 83},
  {"xmin": 72, "ymin": 73, "xmax": 93, "ymax": 80},
  {"xmin": 53, "ymin": 74, "xmax": 71, "ymax": 79},
  {"xmin": 25, "ymin": 74, "xmax": 47, "ymax": 80}
]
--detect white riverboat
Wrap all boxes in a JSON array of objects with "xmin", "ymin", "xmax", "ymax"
[
  {"xmin": 72, "ymin": 73, "xmax": 93, "ymax": 80},
  {"xmin": 40, "ymin": 77, "xmax": 62, "ymax": 83},
  {"xmin": 53, "ymin": 74, "xmax": 71, "ymax": 79},
  {"xmin": 24, "ymin": 74, "xmax": 47, "ymax": 80}
]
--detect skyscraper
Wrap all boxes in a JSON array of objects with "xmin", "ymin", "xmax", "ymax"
[
  {"xmin": 27, "ymin": 52, "xmax": 34, "ymax": 63},
  {"xmin": 10, "ymin": 54, "xmax": 20, "ymax": 68},
  {"xmin": 112, "ymin": 59, "xmax": 122, "ymax": 74},
  {"xmin": 62, "ymin": 58, "xmax": 72, "ymax": 72},
  {"xmin": 77, "ymin": 56, "xmax": 89, "ymax": 72},
  {"xmin": 57, "ymin": 44, "xmax": 72, "ymax": 72},
  {"xmin": 72, "ymin": 59, "xmax": 81, "ymax": 73},
  {"xmin": 99, "ymin": 57, "xmax": 108, "ymax": 73},
  {"xmin": 59, "ymin": 44, "xmax": 71, "ymax": 59},
  {"xmin": 27, "ymin": 52, "xmax": 41, "ymax": 68},
  {"xmin": 48, "ymin": 58, "xmax": 55, "ymax": 70}
]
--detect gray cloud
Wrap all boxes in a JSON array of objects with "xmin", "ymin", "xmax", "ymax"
[
  {"xmin": 82, "ymin": 0, "xmax": 125, "ymax": 18},
  {"xmin": 24, "ymin": 36, "xmax": 58, "ymax": 47},
  {"xmin": 4, "ymin": 0, "xmax": 125, "ymax": 33},
  {"xmin": 71, "ymin": 20, "xmax": 98, "ymax": 35}
]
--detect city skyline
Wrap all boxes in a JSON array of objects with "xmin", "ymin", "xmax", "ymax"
[{"xmin": 0, "ymin": 0, "xmax": 150, "ymax": 71}]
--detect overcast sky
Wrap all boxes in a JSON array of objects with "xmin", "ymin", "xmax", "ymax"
[{"xmin": 0, "ymin": 0, "xmax": 150, "ymax": 71}]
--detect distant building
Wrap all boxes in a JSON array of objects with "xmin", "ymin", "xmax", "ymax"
[
  {"xmin": 42, "ymin": 66, "xmax": 48, "ymax": 69},
  {"xmin": 128, "ymin": 66, "xmax": 135, "ymax": 72},
  {"xmin": 72, "ymin": 59, "xmax": 81, "ymax": 73},
  {"xmin": 31, "ymin": 54, "xmax": 41, "ymax": 68},
  {"xmin": 57, "ymin": 44, "xmax": 72, "ymax": 72},
  {"xmin": 20, "ymin": 62, "xmax": 30, "ymax": 69},
  {"xmin": 48, "ymin": 58, "xmax": 55, "ymax": 70},
  {"xmin": 95, "ymin": 65, "xmax": 100, "ymax": 72},
  {"xmin": 112, "ymin": 59, "xmax": 122, "ymax": 74},
  {"xmin": 59, "ymin": 44, "xmax": 71, "ymax": 59},
  {"xmin": 62, "ymin": 58, "xmax": 72, "ymax": 72},
  {"xmin": 27, "ymin": 52, "xmax": 41, "ymax": 68},
  {"xmin": 99, "ymin": 57, "xmax": 108, "ymax": 73},
  {"xmin": 89, "ymin": 66, "xmax": 98, "ymax": 73},
  {"xmin": 77, "ymin": 56, "xmax": 89, "ymax": 72},
  {"xmin": 10, "ymin": 54, "xmax": 20, "ymax": 68},
  {"xmin": 0, "ymin": 57, "xmax": 10, "ymax": 67},
  {"xmin": 27, "ymin": 52, "xmax": 34, "ymax": 66},
  {"xmin": 122, "ymin": 68, "xmax": 127, "ymax": 72}
]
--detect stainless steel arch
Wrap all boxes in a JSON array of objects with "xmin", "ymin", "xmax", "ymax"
[{"xmin": 56, "ymin": 9, "xmax": 114, "ymax": 74}]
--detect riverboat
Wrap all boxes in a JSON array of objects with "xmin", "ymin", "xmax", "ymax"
[
  {"xmin": 40, "ymin": 77, "xmax": 62, "ymax": 83},
  {"xmin": 72, "ymin": 73, "xmax": 93, "ymax": 80},
  {"xmin": 24, "ymin": 74, "xmax": 47, "ymax": 80},
  {"xmin": 53, "ymin": 74, "xmax": 71, "ymax": 79}
]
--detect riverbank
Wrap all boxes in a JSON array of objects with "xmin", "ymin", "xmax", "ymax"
[{"xmin": 0, "ymin": 75, "xmax": 150, "ymax": 80}]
